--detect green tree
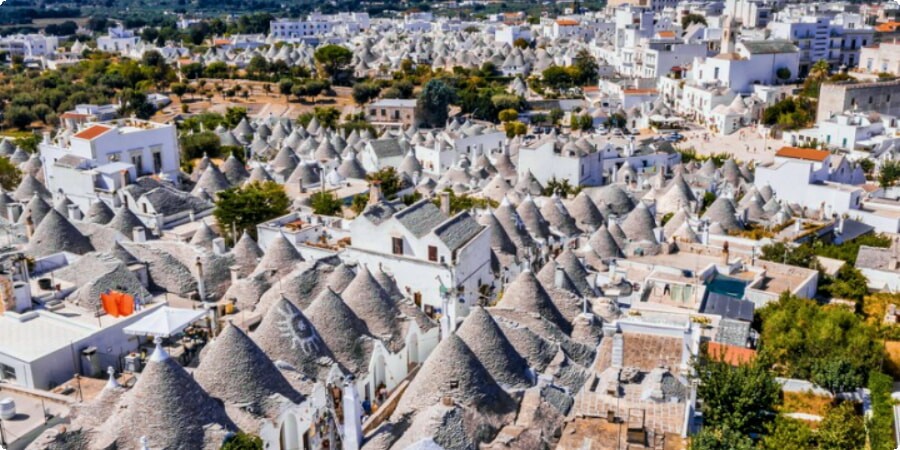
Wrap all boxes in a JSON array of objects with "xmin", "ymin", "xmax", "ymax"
[
  {"xmin": 366, "ymin": 167, "xmax": 403, "ymax": 198},
  {"xmin": 868, "ymin": 371, "xmax": 895, "ymax": 450},
  {"xmin": 416, "ymin": 79, "xmax": 456, "ymax": 128},
  {"xmin": 878, "ymin": 159, "xmax": 900, "ymax": 188},
  {"xmin": 309, "ymin": 191, "xmax": 343, "ymax": 216},
  {"xmin": 5, "ymin": 106, "xmax": 35, "ymax": 129},
  {"xmin": 214, "ymin": 181, "xmax": 290, "ymax": 245},
  {"xmin": 818, "ymin": 402, "xmax": 866, "ymax": 450},
  {"xmin": 756, "ymin": 294, "xmax": 882, "ymax": 389},
  {"xmin": 759, "ymin": 416, "xmax": 814, "ymax": 450},
  {"xmin": 572, "ymin": 49, "xmax": 599, "ymax": 85},
  {"xmin": 314, "ymin": 44, "xmax": 353, "ymax": 84},
  {"xmin": 776, "ymin": 67, "xmax": 792, "ymax": 81},
  {"xmin": 224, "ymin": 107, "xmax": 248, "ymax": 128},
  {"xmin": 513, "ymin": 38, "xmax": 530, "ymax": 49},
  {"xmin": 221, "ymin": 432, "xmax": 263, "ymax": 450},
  {"xmin": 802, "ymin": 60, "xmax": 831, "ymax": 97},
  {"xmin": 694, "ymin": 356, "xmax": 780, "ymax": 435},
  {"xmin": 548, "ymin": 108, "xmax": 564, "ymax": 125},
  {"xmin": 180, "ymin": 131, "xmax": 222, "ymax": 167},
  {"xmin": 0, "ymin": 157, "xmax": 22, "ymax": 191},
  {"xmin": 170, "ymin": 82, "xmax": 188, "ymax": 100},
  {"xmin": 352, "ymin": 82, "xmax": 382, "ymax": 106},
  {"xmin": 681, "ymin": 13, "xmax": 708, "ymax": 29},
  {"xmin": 498, "ymin": 108, "xmax": 518, "ymax": 123},
  {"xmin": 689, "ymin": 426, "xmax": 754, "ymax": 450},
  {"xmin": 278, "ymin": 78, "xmax": 294, "ymax": 98},
  {"xmin": 505, "ymin": 121, "xmax": 527, "ymax": 138}
]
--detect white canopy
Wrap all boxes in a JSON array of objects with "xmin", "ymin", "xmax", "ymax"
[{"xmin": 123, "ymin": 306, "xmax": 207, "ymax": 338}]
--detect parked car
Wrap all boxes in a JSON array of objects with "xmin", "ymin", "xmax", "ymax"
[
  {"xmin": 662, "ymin": 132, "xmax": 684, "ymax": 142},
  {"xmin": 628, "ymin": 128, "xmax": 641, "ymax": 136}
]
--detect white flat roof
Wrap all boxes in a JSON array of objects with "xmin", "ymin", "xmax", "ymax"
[{"xmin": 0, "ymin": 311, "xmax": 95, "ymax": 363}]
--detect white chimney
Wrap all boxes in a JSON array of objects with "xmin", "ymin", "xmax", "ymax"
[
  {"xmin": 440, "ymin": 292, "xmax": 452, "ymax": 339},
  {"xmin": 132, "ymin": 227, "xmax": 146, "ymax": 242},
  {"xmin": 440, "ymin": 191, "xmax": 451, "ymax": 215},
  {"xmin": 554, "ymin": 266, "xmax": 566, "ymax": 288},
  {"xmin": 42, "ymin": 131, "xmax": 50, "ymax": 145},
  {"xmin": 67, "ymin": 204, "xmax": 82, "ymax": 221},
  {"xmin": 212, "ymin": 237, "xmax": 227, "ymax": 255},
  {"xmin": 342, "ymin": 375, "xmax": 364, "ymax": 450},
  {"xmin": 7, "ymin": 203, "xmax": 23, "ymax": 222}
]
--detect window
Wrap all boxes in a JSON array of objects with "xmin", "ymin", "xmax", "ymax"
[
  {"xmin": 107, "ymin": 152, "xmax": 121, "ymax": 162},
  {"xmin": 428, "ymin": 246, "xmax": 438, "ymax": 262},
  {"xmin": 152, "ymin": 151, "xmax": 163, "ymax": 173},
  {"xmin": 1, "ymin": 363, "xmax": 16, "ymax": 382},
  {"xmin": 392, "ymin": 237, "xmax": 403, "ymax": 255}
]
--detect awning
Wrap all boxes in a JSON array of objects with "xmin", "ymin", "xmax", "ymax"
[{"xmin": 123, "ymin": 306, "xmax": 207, "ymax": 338}]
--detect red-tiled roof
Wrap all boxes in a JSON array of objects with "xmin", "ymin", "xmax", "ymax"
[
  {"xmin": 876, "ymin": 22, "xmax": 900, "ymax": 32},
  {"xmin": 775, "ymin": 146, "xmax": 830, "ymax": 162},
  {"xmin": 657, "ymin": 30, "xmax": 676, "ymax": 38},
  {"xmin": 707, "ymin": 342, "xmax": 757, "ymax": 366},
  {"xmin": 556, "ymin": 19, "xmax": 579, "ymax": 26},
  {"xmin": 73, "ymin": 125, "xmax": 113, "ymax": 140},
  {"xmin": 60, "ymin": 112, "xmax": 89, "ymax": 120},
  {"xmin": 623, "ymin": 88, "xmax": 658, "ymax": 95}
]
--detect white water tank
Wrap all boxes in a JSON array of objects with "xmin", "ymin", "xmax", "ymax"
[{"xmin": 0, "ymin": 398, "xmax": 15, "ymax": 419}]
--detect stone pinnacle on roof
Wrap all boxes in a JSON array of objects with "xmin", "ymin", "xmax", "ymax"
[
  {"xmin": 254, "ymin": 233, "xmax": 303, "ymax": 278},
  {"xmin": 220, "ymin": 153, "xmax": 250, "ymax": 185},
  {"xmin": 191, "ymin": 164, "xmax": 232, "ymax": 198},
  {"xmin": 555, "ymin": 248, "xmax": 595, "ymax": 297},
  {"xmin": 702, "ymin": 196, "xmax": 744, "ymax": 234},
  {"xmin": 621, "ymin": 202, "xmax": 658, "ymax": 243},
  {"xmin": 540, "ymin": 194, "xmax": 581, "ymax": 237},
  {"xmin": 189, "ymin": 221, "xmax": 218, "ymax": 249},
  {"xmin": 86, "ymin": 199, "xmax": 115, "ymax": 224},
  {"xmin": 230, "ymin": 232, "xmax": 263, "ymax": 278},
  {"xmin": 305, "ymin": 287, "xmax": 372, "ymax": 375},
  {"xmin": 108, "ymin": 206, "xmax": 147, "ymax": 240},
  {"xmin": 195, "ymin": 322, "xmax": 303, "ymax": 408},
  {"xmin": 19, "ymin": 194, "xmax": 51, "ymax": 227},
  {"xmin": 12, "ymin": 173, "xmax": 51, "ymax": 202},
  {"xmin": 456, "ymin": 307, "xmax": 531, "ymax": 389},
  {"xmin": 252, "ymin": 296, "xmax": 333, "ymax": 381},
  {"xmin": 92, "ymin": 341, "xmax": 235, "ymax": 450},
  {"xmin": 325, "ymin": 262, "xmax": 356, "ymax": 294},
  {"xmin": 567, "ymin": 191, "xmax": 604, "ymax": 232},
  {"xmin": 516, "ymin": 194, "xmax": 551, "ymax": 240},
  {"xmin": 26, "ymin": 209, "xmax": 94, "ymax": 257},
  {"xmin": 393, "ymin": 333, "xmax": 515, "ymax": 418},
  {"xmin": 341, "ymin": 266, "xmax": 402, "ymax": 343},
  {"xmin": 500, "ymin": 270, "xmax": 571, "ymax": 333}
]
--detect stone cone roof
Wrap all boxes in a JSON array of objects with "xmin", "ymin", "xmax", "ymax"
[
  {"xmin": 220, "ymin": 154, "xmax": 250, "ymax": 185},
  {"xmin": 253, "ymin": 296, "xmax": 333, "ymax": 380},
  {"xmin": 537, "ymin": 261, "xmax": 588, "ymax": 323},
  {"xmin": 494, "ymin": 198, "xmax": 535, "ymax": 250},
  {"xmin": 231, "ymin": 232, "xmax": 263, "ymax": 277},
  {"xmin": 514, "ymin": 171, "xmax": 543, "ymax": 195},
  {"xmin": 656, "ymin": 172, "xmax": 696, "ymax": 216},
  {"xmin": 587, "ymin": 225, "xmax": 623, "ymax": 259},
  {"xmin": 456, "ymin": 307, "xmax": 531, "ymax": 389},
  {"xmin": 591, "ymin": 185, "xmax": 634, "ymax": 216},
  {"xmin": 247, "ymin": 165, "xmax": 274, "ymax": 184},
  {"xmin": 254, "ymin": 233, "xmax": 303, "ymax": 277},
  {"xmin": 341, "ymin": 267, "xmax": 402, "ymax": 345},
  {"xmin": 189, "ymin": 221, "xmax": 218, "ymax": 249},
  {"xmin": 393, "ymin": 333, "xmax": 516, "ymax": 419},
  {"xmin": 482, "ymin": 174, "xmax": 513, "ymax": 203},
  {"xmin": 305, "ymin": 287, "xmax": 372, "ymax": 375},
  {"xmin": 702, "ymin": 196, "xmax": 743, "ymax": 233},
  {"xmin": 192, "ymin": 164, "xmax": 232, "ymax": 198},
  {"xmin": 398, "ymin": 150, "xmax": 423, "ymax": 176},
  {"xmin": 19, "ymin": 194, "xmax": 51, "ymax": 227},
  {"xmin": 373, "ymin": 265, "xmax": 404, "ymax": 301},
  {"xmin": 86, "ymin": 200, "xmax": 115, "ymax": 225},
  {"xmin": 673, "ymin": 221, "xmax": 700, "ymax": 242},
  {"xmin": 621, "ymin": 202, "xmax": 657, "ymax": 243},
  {"xmin": 662, "ymin": 208, "xmax": 690, "ymax": 238},
  {"xmin": 195, "ymin": 323, "xmax": 303, "ymax": 408},
  {"xmin": 480, "ymin": 210, "xmax": 517, "ymax": 255},
  {"xmin": 26, "ymin": 209, "xmax": 94, "ymax": 257},
  {"xmin": 500, "ymin": 270, "xmax": 570, "ymax": 333},
  {"xmin": 325, "ymin": 263, "xmax": 356, "ymax": 294},
  {"xmin": 540, "ymin": 195, "xmax": 581, "ymax": 237},
  {"xmin": 516, "ymin": 196, "xmax": 551, "ymax": 240},
  {"xmin": 493, "ymin": 149, "xmax": 517, "ymax": 178},
  {"xmin": 108, "ymin": 206, "xmax": 146, "ymax": 240},
  {"xmin": 108, "ymin": 241, "xmax": 139, "ymax": 265},
  {"xmin": 13, "ymin": 174, "xmax": 50, "ymax": 202},
  {"xmin": 93, "ymin": 345, "xmax": 234, "ymax": 450},
  {"xmin": 567, "ymin": 191, "xmax": 604, "ymax": 232},
  {"xmin": 555, "ymin": 249, "xmax": 594, "ymax": 297}
]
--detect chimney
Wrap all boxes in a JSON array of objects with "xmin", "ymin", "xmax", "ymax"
[
  {"xmin": 195, "ymin": 257, "xmax": 206, "ymax": 302},
  {"xmin": 132, "ymin": 227, "xmax": 146, "ymax": 242},
  {"xmin": 229, "ymin": 265, "xmax": 241, "ymax": 283},
  {"xmin": 212, "ymin": 237, "xmax": 227, "ymax": 255},
  {"xmin": 189, "ymin": 211, "xmax": 196, "ymax": 222},
  {"xmin": 342, "ymin": 375, "xmax": 364, "ymax": 450},
  {"xmin": 367, "ymin": 182, "xmax": 383, "ymax": 206},
  {"xmin": 554, "ymin": 266, "xmax": 566, "ymax": 288},
  {"xmin": 440, "ymin": 191, "xmax": 451, "ymax": 215},
  {"xmin": 25, "ymin": 216, "xmax": 34, "ymax": 239},
  {"xmin": 67, "ymin": 204, "xmax": 82, "ymax": 221},
  {"xmin": 440, "ymin": 291, "xmax": 454, "ymax": 339},
  {"xmin": 7, "ymin": 203, "xmax": 23, "ymax": 223},
  {"xmin": 42, "ymin": 131, "xmax": 50, "ymax": 145}
]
